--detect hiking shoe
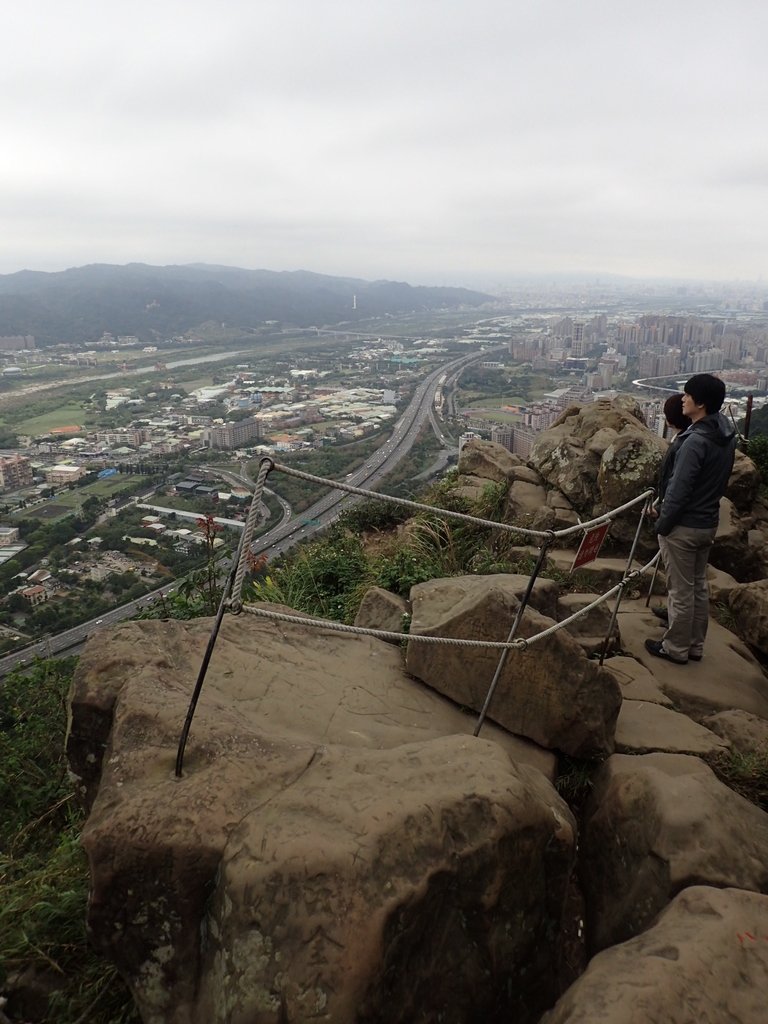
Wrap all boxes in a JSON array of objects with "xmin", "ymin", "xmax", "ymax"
[
  {"xmin": 644, "ymin": 638, "xmax": 687, "ymax": 665},
  {"xmin": 652, "ymin": 605, "xmax": 669, "ymax": 624}
]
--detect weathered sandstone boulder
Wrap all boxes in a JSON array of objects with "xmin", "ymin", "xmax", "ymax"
[
  {"xmin": 194, "ymin": 739, "xmax": 574, "ymax": 1024},
  {"xmin": 452, "ymin": 473, "xmax": 494, "ymax": 502},
  {"xmin": 542, "ymin": 886, "xmax": 768, "ymax": 1024},
  {"xmin": 505, "ymin": 479, "xmax": 549, "ymax": 527},
  {"xmin": 545, "ymin": 551, "xmax": 645, "ymax": 592},
  {"xmin": 596, "ymin": 432, "xmax": 664, "ymax": 512},
  {"xmin": 704, "ymin": 708, "xmax": 768, "ymax": 755},
  {"xmin": 529, "ymin": 397, "xmax": 662, "ymax": 515},
  {"xmin": 601, "ymin": 655, "xmax": 673, "ymax": 706},
  {"xmin": 728, "ymin": 578, "xmax": 768, "ymax": 657},
  {"xmin": 544, "ymin": 489, "xmax": 581, "ymax": 532},
  {"xmin": 580, "ymin": 752, "xmax": 768, "ymax": 952},
  {"xmin": 546, "ymin": 488, "xmax": 574, "ymax": 510},
  {"xmin": 725, "ymin": 448, "xmax": 761, "ymax": 512},
  {"xmin": 67, "ymin": 618, "xmax": 575, "ymax": 1024},
  {"xmin": 709, "ymin": 495, "xmax": 766, "ymax": 581},
  {"xmin": 457, "ymin": 437, "xmax": 521, "ymax": 482},
  {"xmin": 353, "ymin": 585, "xmax": 409, "ymax": 640},
  {"xmin": 706, "ymin": 563, "xmax": 739, "ymax": 603},
  {"xmin": 510, "ymin": 464, "xmax": 544, "ymax": 485},
  {"xmin": 556, "ymin": 592, "xmax": 620, "ymax": 657},
  {"xmin": 614, "ymin": 701, "xmax": 729, "ymax": 757},
  {"xmin": 406, "ymin": 575, "xmax": 622, "ymax": 757}
]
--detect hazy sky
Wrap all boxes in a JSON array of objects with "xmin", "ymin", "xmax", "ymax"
[{"xmin": 2, "ymin": 0, "xmax": 767, "ymax": 286}]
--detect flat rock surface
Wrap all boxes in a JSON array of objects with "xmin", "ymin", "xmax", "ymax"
[
  {"xmin": 542, "ymin": 886, "xmax": 768, "ymax": 1024},
  {"xmin": 69, "ymin": 614, "xmax": 555, "ymax": 786},
  {"xmin": 704, "ymin": 708, "xmax": 768, "ymax": 754},
  {"xmin": 601, "ymin": 655, "xmax": 672, "ymax": 706},
  {"xmin": 615, "ymin": 700, "xmax": 729, "ymax": 756},
  {"xmin": 617, "ymin": 599, "xmax": 768, "ymax": 717}
]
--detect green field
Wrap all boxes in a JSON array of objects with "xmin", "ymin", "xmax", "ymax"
[
  {"xmin": 13, "ymin": 474, "xmax": 143, "ymax": 522},
  {"xmin": 11, "ymin": 402, "xmax": 89, "ymax": 435}
]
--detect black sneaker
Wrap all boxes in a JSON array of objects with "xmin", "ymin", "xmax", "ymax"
[
  {"xmin": 652, "ymin": 605, "xmax": 669, "ymax": 624},
  {"xmin": 644, "ymin": 638, "xmax": 688, "ymax": 665}
]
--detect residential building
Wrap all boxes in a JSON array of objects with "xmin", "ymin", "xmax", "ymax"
[
  {"xmin": 490, "ymin": 425, "xmax": 513, "ymax": 451},
  {"xmin": 0, "ymin": 525, "xmax": 20, "ymax": 546},
  {"xmin": 512, "ymin": 425, "xmax": 537, "ymax": 459},
  {"xmin": 202, "ymin": 417, "xmax": 262, "ymax": 450},
  {"xmin": 459, "ymin": 431, "xmax": 481, "ymax": 452},
  {"xmin": 45, "ymin": 464, "xmax": 86, "ymax": 485},
  {"xmin": 0, "ymin": 454, "xmax": 33, "ymax": 491}
]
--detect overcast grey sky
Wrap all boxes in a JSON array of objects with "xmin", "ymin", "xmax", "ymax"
[{"xmin": 1, "ymin": 0, "xmax": 766, "ymax": 286}]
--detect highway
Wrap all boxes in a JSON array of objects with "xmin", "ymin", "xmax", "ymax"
[
  {"xmin": 0, "ymin": 351, "xmax": 482, "ymax": 677},
  {"xmin": 248, "ymin": 352, "xmax": 481, "ymax": 560},
  {"xmin": 0, "ymin": 579, "xmax": 179, "ymax": 677}
]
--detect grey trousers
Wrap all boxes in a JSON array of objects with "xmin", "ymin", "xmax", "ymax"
[{"xmin": 658, "ymin": 524, "xmax": 717, "ymax": 661}]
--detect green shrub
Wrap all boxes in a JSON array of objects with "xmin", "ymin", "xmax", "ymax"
[
  {"xmin": 0, "ymin": 658, "xmax": 139, "ymax": 1023},
  {"xmin": 746, "ymin": 434, "xmax": 768, "ymax": 490}
]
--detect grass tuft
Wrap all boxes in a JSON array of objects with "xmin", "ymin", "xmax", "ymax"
[{"xmin": 0, "ymin": 657, "xmax": 139, "ymax": 1023}]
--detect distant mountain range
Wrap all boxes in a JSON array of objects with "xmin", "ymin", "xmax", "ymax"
[{"xmin": 0, "ymin": 263, "xmax": 495, "ymax": 346}]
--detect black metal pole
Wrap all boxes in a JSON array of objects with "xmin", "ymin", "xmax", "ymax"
[
  {"xmin": 174, "ymin": 525, "xmax": 249, "ymax": 778},
  {"xmin": 598, "ymin": 497, "xmax": 651, "ymax": 667},
  {"xmin": 473, "ymin": 536, "xmax": 553, "ymax": 737}
]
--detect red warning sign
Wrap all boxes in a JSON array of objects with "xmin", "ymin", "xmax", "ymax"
[{"xmin": 571, "ymin": 523, "xmax": 610, "ymax": 572}]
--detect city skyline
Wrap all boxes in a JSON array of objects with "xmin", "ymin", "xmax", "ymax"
[{"xmin": 2, "ymin": 1, "xmax": 767, "ymax": 287}]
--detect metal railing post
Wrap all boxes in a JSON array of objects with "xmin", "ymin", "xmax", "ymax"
[
  {"xmin": 473, "ymin": 535, "xmax": 553, "ymax": 737},
  {"xmin": 175, "ymin": 458, "xmax": 273, "ymax": 778},
  {"xmin": 598, "ymin": 495, "xmax": 653, "ymax": 667}
]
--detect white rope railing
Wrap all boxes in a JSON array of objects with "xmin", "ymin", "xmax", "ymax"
[
  {"xmin": 237, "ymin": 552, "xmax": 659, "ymax": 649},
  {"xmin": 175, "ymin": 454, "xmax": 658, "ymax": 775},
  {"xmin": 265, "ymin": 459, "xmax": 654, "ymax": 544}
]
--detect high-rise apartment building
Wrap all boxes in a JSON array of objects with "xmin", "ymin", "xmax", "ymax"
[
  {"xmin": 202, "ymin": 416, "xmax": 262, "ymax": 450},
  {"xmin": 0, "ymin": 454, "xmax": 33, "ymax": 491},
  {"xmin": 490, "ymin": 425, "xmax": 513, "ymax": 451},
  {"xmin": 690, "ymin": 348, "xmax": 724, "ymax": 372},
  {"xmin": 512, "ymin": 425, "xmax": 537, "ymax": 459}
]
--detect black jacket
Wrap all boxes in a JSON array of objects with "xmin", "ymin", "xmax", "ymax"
[
  {"xmin": 655, "ymin": 412, "xmax": 736, "ymax": 536},
  {"xmin": 657, "ymin": 431, "xmax": 687, "ymax": 502}
]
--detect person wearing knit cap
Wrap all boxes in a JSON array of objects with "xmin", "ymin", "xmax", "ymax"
[{"xmin": 645, "ymin": 374, "xmax": 736, "ymax": 665}]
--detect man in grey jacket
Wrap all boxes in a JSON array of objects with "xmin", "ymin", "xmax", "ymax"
[{"xmin": 645, "ymin": 373, "xmax": 737, "ymax": 664}]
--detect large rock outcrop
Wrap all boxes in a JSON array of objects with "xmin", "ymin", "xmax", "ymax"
[
  {"xmin": 709, "ymin": 496, "xmax": 768, "ymax": 582},
  {"xmin": 542, "ymin": 886, "xmax": 768, "ymax": 1024},
  {"xmin": 728, "ymin": 578, "xmax": 768, "ymax": 657},
  {"xmin": 405, "ymin": 575, "xmax": 622, "ymax": 757},
  {"xmin": 580, "ymin": 752, "xmax": 768, "ymax": 953},
  {"xmin": 529, "ymin": 397, "xmax": 662, "ymax": 512},
  {"xmin": 725, "ymin": 448, "xmax": 761, "ymax": 512},
  {"xmin": 457, "ymin": 437, "xmax": 522, "ymax": 482},
  {"xmin": 67, "ymin": 614, "xmax": 572, "ymax": 1024}
]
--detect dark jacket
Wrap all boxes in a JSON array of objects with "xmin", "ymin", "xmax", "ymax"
[
  {"xmin": 655, "ymin": 411, "xmax": 736, "ymax": 536},
  {"xmin": 657, "ymin": 431, "xmax": 687, "ymax": 502}
]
